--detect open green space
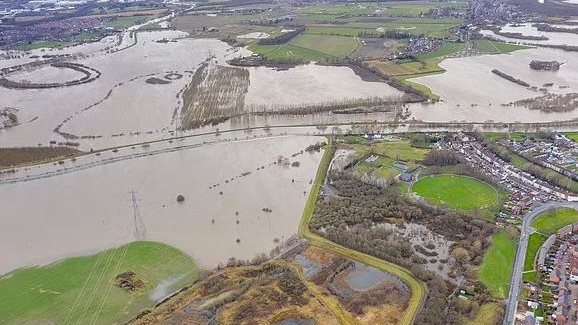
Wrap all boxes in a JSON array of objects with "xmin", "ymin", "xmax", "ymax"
[
  {"xmin": 291, "ymin": 33, "xmax": 359, "ymax": 58},
  {"xmin": 298, "ymin": 4, "xmax": 378, "ymax": 16},
  {"xmin": 415, "ymin": 42, "xmax": 465, "ymax": 60},
  {"xmin": 472, "ymin": 40, "xmax": 531, "ymax": 54},
  {"xmin": 467, "ymin": 302, "xmax": 502, "ymax": 325},
  {"xmin": 478, "ymin": 232, "xmax": 516, "ymax": 299},
  {"xmin": 412, "ymin": 174, "xmax": 499, "ymax": 212},
  {"xmin": 372, "ymin": 140, "xmax": 429, "ymax": 162},
  {"xmin": 563, "ymin": 132, "xmax": 578, "ymax": 143},
  {"xmin": 532, "ymin": 208, "xmax": 578, "ymax": 235},
  {"xmin": 522, "ymin": 271, "xmax": 538, "ymax": 284},
  {"xmin": 106, "ymin": 15, "xmax": 152, "ymax": 29},
  {"xmin": 248, "ymin": 43, "xmax": 334, "ymax": 62},
  {"xmin": 524, "ymin": 233, "xmax": 548, "ymax": 272},
  {"xmin": 0, "ymin": 241, "xmax": 199, "ymax": 325},
  {"xmin": 16, "ymin": 40, "xmax": 72, "ymax": 51}
]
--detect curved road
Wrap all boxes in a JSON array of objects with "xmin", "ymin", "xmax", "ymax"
[{"xmin": 503, "ymin": 201, "xmax": 578, "ymax": 325}]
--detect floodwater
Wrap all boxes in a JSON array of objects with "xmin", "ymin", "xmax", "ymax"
[
  {"xmin": 409, "ymin": 47, "xmax": 578, "ymax": 110},
  {"xmin": 4, "ymin": 64, "xmax": 87, "ymax": 84},
  {"xmin": 0, "ymin": 136, "xmax": 323, "ymax": 275},
  {"xmin": 345, "ymin": 262, "xmax": 392, "ymax": 291},
  {"xmin": 0, "ymin": 30, "xmax": 249, "ymax": 148},
  {"xmin": 2, "ymin": 29, "xmax": 578, "ymax": 150},
  {"xmin": 244, "ymin": 64, "xmax": 404, "ymax": 110},
  {"xmin": 481, "ymin": 23, "xmax": 578, "ymax": 46},
  {"xmin": 276, "ymin": 319, "xmax": 315, "ymax": 325}
]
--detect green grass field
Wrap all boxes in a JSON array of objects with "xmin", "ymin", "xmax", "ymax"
[
  {"xmin": 17, "ymin": 40, "xmax": 71, "ymax": 51},
  {"xmin": 106, "ymin": 15, "xmax": 152, "ymax": 29},
  {"xmin": 291, "ymin": 33, "xmax": 359, "ymax": 58},
  {"xmin": 412, "ymin": 174, "xmax": 499, "ymax": 212},
  {"xmin": 372, "ymin": 140, "xmax": 429, "ymax": 162},
  {"xmin": 522, "ymin": 271, "xmax": 537, "ymax": 283},
  {"xmin": 467, "ymin": 302, "xmax": 502, "ymax": 325},
  {"xmin": 564, "ymin": 132, "xmax": 578, "ymax": 142},
  {"xmin": 0, "ymin": 241, "xmax": 199, "ymax": 325},
  {"xmin": 248, "ymin": 43, "xmax": 334, "ymax": 62},
  {"xmin": 478, "ymin": 232, "xmax": 516, "ymax": 299},
  {"xmin": 415, "ymin": 42, "xmax": 465, "ymax": 61},
  {"xmin": 472, "ymin": 40, "xmax": 531, "ymax": 55},
  {"xmin": 524, "ymin": 233, "xmax": 548, "ymax": 272},
  {"xmin": 532, "ymin": 208, "xmax": 578, "ymax": 235}
]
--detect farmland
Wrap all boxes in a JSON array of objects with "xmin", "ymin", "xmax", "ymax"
[
  {"xmin": 0, "ymin": 242, "xmax": 199, "ymax": 325},
  {"xmin": 181, "ymin": 61, "xmax": 250, "ymax": 129},
  {"xmin": 478, "ymin": 231, "xmax": 516, "ymax": 299},
  {"xmin": 0, "ymin": 146, "xmax": 82, "ymax": 168},
  {"xmin": 412, "ymin": 174, "xmax": 499, "ymax": 212}
]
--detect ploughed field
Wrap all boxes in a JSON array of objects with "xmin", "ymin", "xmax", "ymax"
[{"xmin": 412, "ymin": 174, "xmax": 499, "ymax": 211}]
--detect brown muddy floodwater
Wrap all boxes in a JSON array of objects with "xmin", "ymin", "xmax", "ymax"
[
  {"xmin": 0, "ymin": 136, "xmax": 323, "ymax": 275},
  {"xmin": 244, "ymin": 64, "xmax": 404, "ymax": 110}
]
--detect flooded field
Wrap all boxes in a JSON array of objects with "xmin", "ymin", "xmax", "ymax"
[
  {"xmin": 481, "ymin": 23, "xmax": 578, "ymax": 46},
  {"xmin": 409, "ymin": 47, "xmax": 578, "ymax": 111},
  {"xmin": 0, "ymin": 136, "xmax": 323, "ymax": 275},
  {"xmin": 4, "ymin": 64, "xmax": 87, "ymax": 84},
  {"xmin": 244, "ymin": 64, "xmax": 404, "ymax": 110},
  {"xmin": 2, "ymin": 29, "xmax": 578, "ymax": 150}
]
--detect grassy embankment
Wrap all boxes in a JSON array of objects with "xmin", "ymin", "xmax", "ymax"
[
  {"xmin": 0, "ymin": 242, "xmax": 199, "ymax": 325},
  {"xmin": 522, "ymin": 208, "xmax": 578, "ymax": 283},
  {"xmin": 298, "ymin": 142, "xmax": 427, "ymax": 325},
  {"xmin": 478, "ymin": 231, "xmax": 516, "ymax": 299}
]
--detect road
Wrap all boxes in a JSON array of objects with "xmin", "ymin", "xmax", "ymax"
[{"xmin": 503, "ymin": 201, "xmax": 578, "ymax": 325}]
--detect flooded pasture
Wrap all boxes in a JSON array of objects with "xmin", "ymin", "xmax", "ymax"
[
  {"xmin": 481, "ymin": 23, "xmax": 578, "ymax": 46},
  {"xmin": 0, "ymin": 136, "xmax": 323, "ymax": 275},
  {"xmin": 409, "ymin": 47, "xmax": 578, "ymax": 116},
  {"xmin": 244, "ymin": 64, "xmax": 403, "ymax": 110},
  {"xmin": 2, "ymin": 29, "xmax": 578, "ymax": 151}
]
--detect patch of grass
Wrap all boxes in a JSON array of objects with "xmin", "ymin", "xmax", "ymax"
[
  {"xmin": 290, "ymin": 33, "xmax": 359, "ymax": 58},
  {"xmin": 468, "ymin": 302, "xmax": 501, "ymax": 325},
  {"xmin": 372, "ymin": 140, "xmax": 429, "ymax": 162},
  {"xmin": 472, "ymin": 40, "xmax": 531, "ymax": 54},
  {"xmin": 412, "ymin": 174, "xmax": 499, "ymax": 212},
  {"xmin": 522, "ymin": 271, "xmax": 537, "ymax": 283},
  {"xmin": 106, "ymin": 15, "xmax": 152, "ymax": 29},
  {"xmin": 478, "ymin": 232, "xmax": 516, "ymax": 299},
  {"xmin": 0, "ymin": 241, "xmax": 199, "ymax": 325},
  {"xmin": 563, "ymin": 132, "xmax": 578, "ymax": 143},
  {"xmin": 532, "ymin": 208, "xmax": 578, "ymax": 235},
  {"xmin": 248, "ymin": 43, "xmax": 334, "ymax": 62},
  {"xmin": 414, "ymin": 42, "xmax": 465, "ymax": 61},
  {"xmin": 524, "ymin": 233, "xmax": 548, "ymax": 272},
  {"xmin": 396, "ymin": 76, "xmax": 440, "ymax": 101},
  {"xmin": 298, "ymin": 4, "xmax": 378, "ymax": 16},
  {"xmin": 307, "ymin": 26, "xmax": 379, "ymax": 37},
  {"xmin": 16, "ymin": 40, "xmax": 71, "ymax": 51}
]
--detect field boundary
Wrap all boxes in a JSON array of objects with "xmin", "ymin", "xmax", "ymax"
[{"xmin": 298, "ymin": 141, "xmax": 427, "ymax": 325}]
